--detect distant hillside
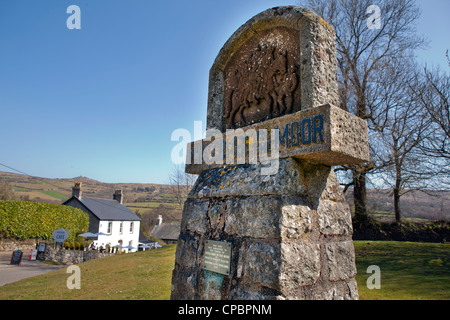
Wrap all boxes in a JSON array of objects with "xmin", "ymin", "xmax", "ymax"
[
  {"xmin": 0, "ymin": 171, "xmax": 176, "ymax": 204},
  {"xmin": 1, "ymin": 170, "xmax": 449, "ymax": 225},
  {"xmin": 345, "ymin": 188, "xmax": 450, "ymax": 222}
]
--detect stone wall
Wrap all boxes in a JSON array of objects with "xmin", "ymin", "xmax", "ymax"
[
  {"xmin": 0, "ymin": 239, "xmax": 36, "ymax": 252},
  {"xmin": 44, "ymin": 247, "xmax": 112, "ymax": 265}
]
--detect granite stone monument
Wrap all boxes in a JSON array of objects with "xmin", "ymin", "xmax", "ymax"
[{"xmin": 171, "ymin": 6, "xmax": 368, "ymax": 300}]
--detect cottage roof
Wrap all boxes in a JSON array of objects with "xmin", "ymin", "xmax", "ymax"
[
  {"xmin": 63, "ymin": 196, "xmax": 141, "ymax": 221},
  {"xmin": 150, "ymin": 223, "xmax": 180, "ymax": 241},
  {"xmin": 139, "ymin": 230, "xmax": 150, "ymax": 243}
]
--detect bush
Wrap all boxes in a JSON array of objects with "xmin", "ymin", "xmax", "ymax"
[
  {"xmin": 353, "ymin": 219, "xmax": 450, "ymax": 243},
  {"xmin": 0, "ymin": 200, "xmax": 89, "ymax": 242}
]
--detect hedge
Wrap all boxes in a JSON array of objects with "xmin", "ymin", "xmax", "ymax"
[
  {"xmin": 0, "ymin": 200, "xmax": 89, "ymax": 242},
  {"xmin": 352, "ymin": 216, "xmax": 450, "ymax": 243}
]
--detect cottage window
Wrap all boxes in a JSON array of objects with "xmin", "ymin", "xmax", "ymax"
[
  {"xmin": 130, "ymin": 222, "xmax": 134, "ymax": 234},
  {"xmin": 119, "ymin": 222, "xmax": 123, "ymax": 234},
  {"xmin": 107, "ymin": 222, "xmax": 112, "ymax": 234}
]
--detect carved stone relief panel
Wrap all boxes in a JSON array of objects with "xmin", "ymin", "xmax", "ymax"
[{"xmin": 223, "ymin": 27, "xmax": 301, "ymax": 129}]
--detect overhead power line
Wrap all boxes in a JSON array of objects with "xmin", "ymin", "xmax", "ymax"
[{"xmin": 0, "ymin": 162, "xmax": 137, "ymax": 215}]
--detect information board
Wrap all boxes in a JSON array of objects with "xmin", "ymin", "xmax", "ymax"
[
  {"xmin": 203, "ymin": 240, "xmax": 232, "ymax": 276},
  {"xmin": 37, "ymin": 243, "xmax": 47, "ymax": 260},
  {"xmin": 10, "ymin": 250, "xmax": 23, "ymax": 265}
]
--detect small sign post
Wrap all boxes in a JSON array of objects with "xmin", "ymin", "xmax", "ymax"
[
  {"xmin": 36, "ymin": 243, "xmax": 47, "ymax": 261},
  {"xmin": 52, "ymin": 228, "xmax": 70, "ymax": 245},
  {"xmin": 203, "ymin": 240, "xmax": 232, "ymax": 276},
  {"xmin": 29, "ymin": 249, "xmax": 37, "ymax": 261}
]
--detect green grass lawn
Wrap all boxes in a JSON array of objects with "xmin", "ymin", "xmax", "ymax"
[
  {"xmin": 355, "ymin": 241, "xmax": 450, "ymax": 300},
  {"xmin": 0, "ymin": 241, "xmax": 448, "ymax": 300}
]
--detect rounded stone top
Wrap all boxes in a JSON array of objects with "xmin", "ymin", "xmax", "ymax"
[
  {"xmin": 207, "ymin": 6, "xmax": 338, "ymax": 131},
  {"xmin": 212, "ymin": 6, "xmax": 335, "ymax": 71}
]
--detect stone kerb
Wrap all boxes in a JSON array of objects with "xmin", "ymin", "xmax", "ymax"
[{"xmin": 207, "ymin": 6, "xmax": 339, "ymax": 132}]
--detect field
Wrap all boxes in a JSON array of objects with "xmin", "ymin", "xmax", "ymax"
[
  {"xmin": 346, "ymin": 188, "xmax": 450, "ymax": 222},
  {"xmin": 354, "ymin": 241, "xmax": 450, "ymax": 300},
  {"xmin": 0, "ymin": 241, "xmax": 448, "ymax": 300},
  {"xmin": 125, "ymin": 202, "xmax": 179, "ymax": 210}
]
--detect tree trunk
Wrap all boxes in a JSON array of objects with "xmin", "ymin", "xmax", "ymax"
[
  {"xmin": 353, "ymin": 96, "xmax": 368, "ymax": 223},
  {"xmin": 393, "ymin": 186, "xmax": 401, "ymax": 223},
  {"xmin": 353, "ymin": 168, "xmax": 367, "ymax": 220},
  {"xmin": 394, "ymin": 164, "xmax": 402, "ymax": 223},
  {"xmin": 393, "ymin": 141, "xmax": 402, "ymax": 223}
]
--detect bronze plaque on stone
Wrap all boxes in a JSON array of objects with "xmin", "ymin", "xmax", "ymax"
[{"xmin": 203, "ymin": 240, "xmax": 232, "ymax": 276}]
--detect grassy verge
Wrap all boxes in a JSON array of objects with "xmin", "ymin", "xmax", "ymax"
[
  {"xmin": 0, "ymin": 245, "xmax": 176, "ymax": 300},
  {"xmin": 0, "ymin": 241, "xmax": 448, "ymax": 300}
]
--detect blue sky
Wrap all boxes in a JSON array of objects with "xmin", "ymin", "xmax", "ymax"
[{"xmin": 0, "ymin": 0, "xmax": 448, "ymax": 184}]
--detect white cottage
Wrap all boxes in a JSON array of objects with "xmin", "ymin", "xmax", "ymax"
[{"xmin": 63, "ymin": 182, "xmax": 141, "ymax": 252}]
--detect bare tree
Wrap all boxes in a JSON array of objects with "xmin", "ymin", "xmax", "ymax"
[
  {"xmin": 168, "ymin": 164, "xmax": 197, "ymax": 211},
  {"xmin": 413, "ymin": 66, "xmax": 450, "ymax": 186},
  {"xmin": 0, "ymin": 180, "xmax": 15, "ymax": 200},
  {"xmin": 301, "ymin": 0, "xmax": 426, "ymax": 222},
  {"xmin": 446, "ymin": 49, "xmax": 450, "ymax": 67},
  {"xmin": 374, "ymin": 76, "xmax": 435, "ymax": 220}
]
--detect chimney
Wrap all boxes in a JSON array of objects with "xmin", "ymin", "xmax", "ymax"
[
  {"xmin": 72, "ymin": 182, "xmax": 82, "ymax": 199},
  {"xmin": 156, "ymin": 215, "xmax": 163, "ymax": 226},
  {"xmin": 113, "ymin": 189, "xmax": 123, "ymax": 204}
]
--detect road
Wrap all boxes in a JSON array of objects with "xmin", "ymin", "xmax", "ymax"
[{"xmin": 0, "ymin": 251, "xmax": 66, "ymax": 287}]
